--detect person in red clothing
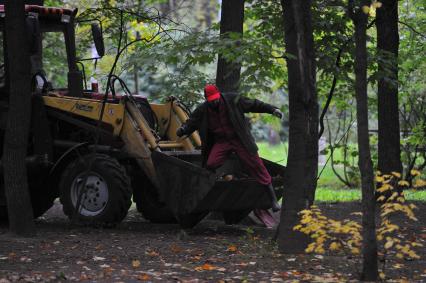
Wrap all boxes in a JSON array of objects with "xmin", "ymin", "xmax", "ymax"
[{"xmin": 176, "ymin": 84, "xmax": 283, "ymax": 212}]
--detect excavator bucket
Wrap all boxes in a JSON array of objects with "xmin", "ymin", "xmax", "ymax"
[{"xmin": 151, "ymin": 151, "xmax": 285, "ymax": 228}]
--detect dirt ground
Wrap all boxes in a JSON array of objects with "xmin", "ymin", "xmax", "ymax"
[{"xmin": 0, "ymin": 201, "xmax": 425, "ymax": 282}]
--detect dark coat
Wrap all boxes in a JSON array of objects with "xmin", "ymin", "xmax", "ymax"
[{"xmin": 180, "ymin": 92, "xmax": 278, "ymax": 166}]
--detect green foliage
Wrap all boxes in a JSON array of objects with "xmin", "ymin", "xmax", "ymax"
[
  {"xmin": 32, "ymin": 0, "xmax": 426, "ymax": 184},
  {"xmin": 398, "ymin": 0, "xmax": 426, "ymax": 178}
]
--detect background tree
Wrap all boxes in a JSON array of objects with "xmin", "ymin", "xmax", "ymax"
[
  {"xmin": 3, "ymin": 0, "xmax": 36, "ymax": 236},
  {"xmin": 215, "ymin": 0, "xmax": 245, "ymax": 92},
  {"xmin": 278, "ymin": 0, "xmax": 318, "ymax": 253},
  {"xmin": 376, "ymin": 0, "xmax": 402, "ymax": 182},
  {"xmin": 350, "ymin": 0, "xmax": 378, "ymax": 280}
]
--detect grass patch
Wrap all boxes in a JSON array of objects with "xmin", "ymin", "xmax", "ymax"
[
  {"xmin": 258, "ymin": 141, "xmax": 348, "ymax": 189},
  {"xmin": 405, "ymin": 190, "xmax": 426, "ymax": 201},
  {"xmin": 257, "ymin": 142, "xmax": 287, "ymax": 165},
  {"xmin": 315, "ymin": 187, "xmax": 426, "ymax": 202},
  {"xmin": 315, "ymin": 187, "xmax": 360, "ymax": 202},
  {"xmin": 258, "ymin": 141, "xmax": 426, "ymax": 202}
]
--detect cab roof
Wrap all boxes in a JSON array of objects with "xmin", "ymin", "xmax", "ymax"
[{"xmin": 0, "ymin": 5, "xmax": 77, "ymax": 22}]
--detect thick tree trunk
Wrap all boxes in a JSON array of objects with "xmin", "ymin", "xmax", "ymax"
[
  {"xmin": 215, "ymin": 0, "xmax": 244, "ymax": 92},
  {"xmin": 278, "ymin": 0, "xmax": 318, "ymax": 253},
  {"xmin": 376, "ymin": 0, "xmax": 402, "ymax": 178},
  {"xmin": 3, "ymin": 0, "xmax": 36, "ymax": 236},
  {"xmin": 353, "ymin": 3, "xmax": 379, "ymax": 280}
]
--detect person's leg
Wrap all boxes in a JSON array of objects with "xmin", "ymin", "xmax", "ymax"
[
  {"xmin": 232, "ymin": 140, "xmax": 280, "ymax": 211},
  {"xmin": 232, "ymin": 141, "xmax": 271, "ymax": 185},
  {"xmin": 206, "ymin": 141, "xmax": 232, "ymax": 170}
]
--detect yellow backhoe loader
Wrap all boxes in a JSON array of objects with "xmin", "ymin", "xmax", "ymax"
[{"xmin": 0, "ymin": 2, "xmax": 284, "ymax": 228}]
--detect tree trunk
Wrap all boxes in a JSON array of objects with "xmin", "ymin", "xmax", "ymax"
[
  {"xmin": 3, "ymin": 0, "xmax": 36, "ymax": 236},
  {"xmin": 278, "ymin": 0, "xmax": 318, "ymax": 253},
  {"xmin": 353, "ymin": 2, "xmax": 379, "ymax": 280},
  {"xmin": 376, "ymin": 0, "xmax": 402, "ymax": 179},
  {"xmin": 215, "ymin": 0, "xmax": 244, "ymax": 92}
]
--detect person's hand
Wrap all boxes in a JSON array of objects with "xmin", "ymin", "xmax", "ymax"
[
  {"xmin": 176, "ymin": 127, "xmax": 185, "ymax": 137},
  {"xmin": 273, "ymin": 109, "xmax": 283, "ymax": 119}
]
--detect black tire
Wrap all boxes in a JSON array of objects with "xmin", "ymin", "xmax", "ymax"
[
  {"xmin": 131, "ymin": 173, "xmax": 176, "ymax": 223},
  {"xmin": 59, "ymin": 154, "xmax": 132, "ymax": 226}
]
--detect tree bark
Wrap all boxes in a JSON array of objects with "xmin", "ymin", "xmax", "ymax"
[
  {"xmin": 278, "ymin": 0, "xmax": 318, "ymax": 253},
  {"xmin": 376, "ymin": 0, "xmax": 402, "ymax": 178},
  {"xmin": 215, "ymin": 0, "xmax": 244, "ymax": 92},
  {"xmin": 3, "ymin": 0, "xmax": 36, "ymax": 236},
  {"xmin": 352, "ymin": 2, "xmax": 378, "ymax": 280}
]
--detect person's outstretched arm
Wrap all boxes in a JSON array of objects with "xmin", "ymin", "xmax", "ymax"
[
  {"xmin": 176, "ymin": 104, "xmax": 205, "ymax": 137},
  {"xmin": 238, "ymin": 96, "xmax": 283, "ymax": 118}
]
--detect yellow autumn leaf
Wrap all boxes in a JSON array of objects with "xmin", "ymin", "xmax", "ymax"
[
  {"xmin": 329, "ymin": 242, "xmax": 340, "ymax": 251},
  {"xmin": 362, "ymin": 5, "xmax": 370, "ymax": 14},
  {"xmin": 391, "ymin": 172, "xmax": 401, "ymax": 178},
  {"xmin": 314, "ymin": 246, "xmax": 325, "ymax": 254},
  {"xmin": 227, "ymin": 245, "xmax": 238, "ymax": 252},
  {"xmin": 384, "ymin": 240, "xmax": 394, "ymax": 249},
  {"xmin": 293, "ymin": 224, "xmax": 302, "ymax": 231},
  {"xmin": 351, "ymin": 247, "xmax": 360, "ymax": 255},
  {"xmin": 373, "ymin": 1, "xmax": 383, "ymax": 8},
  {"xmin": 410, "ymin": 169, "xmax": 421, "ymax": 176},
  {"xmin": 379, "ymin": 272, "xmax": 385, "ymax": 279},
  {"xmin": 413, "ymin": 179, "xmax": 426, "ymax": 188},
  {"xmin": 398, "ymin": 180, "xmax": 410, "ymax": 186},
  {"xmin": 375, "ymin": 175, "xmax": 384, "ymax": 183},
  {"xmin": 408, "ymin": 251, "xmax": 420, "ymax": 259},
  {"xmin": 377, "ymin": 183, "xmax": 392, "ymax": 192},
  {"xmin": 377, "ymin": 195, "xmax": 386, "ymax": 202},
  {"xmin": 409, "ymin": 203, "xmax": 417, "ymax": 209},
  {"xmin": 132, "ymin": 259, "xmax": 141, "ymax": 268}
]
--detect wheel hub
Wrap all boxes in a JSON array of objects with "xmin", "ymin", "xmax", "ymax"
[{"xmin": 70, "ymin": 173, "xmax": 109, "ymax": 216}]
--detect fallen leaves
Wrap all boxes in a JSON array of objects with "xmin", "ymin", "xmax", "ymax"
[
  {"xmin": 146, "ymin": 250, "xmax": 159, "ymax": 257},
  {"xmin": 170, "ymin": 244, "xmax": 183, "ymax": 254},
  {"xmin": 132, "ymin": 260, "xmax": 141, "ymax": 268},
  {"xmin": 194, "ymin": 263, "xmax": 226, "ymax": 272},
  {"xmin": 93, "ymin": 256, "xmax": 106, "ymax": 261},
  {"xmin": 136, "ymin": 273, "xmax": 151, "ymax": 281},
  {"xmin": 19, "ymin": 256, "xmax": 32, "ymax": 263},
  {"xmin": 226, "ymin": 245, "xmax": 237, "ymax": 252}
]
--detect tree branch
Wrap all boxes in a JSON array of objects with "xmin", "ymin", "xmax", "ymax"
[{"xmin": 398, "ymin": 20, "xmax": 426, "ymax": 39}]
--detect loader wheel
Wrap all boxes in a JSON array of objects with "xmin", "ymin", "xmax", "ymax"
[
  {"xmin": 60, "ymin": 154, "xmax": 132, "ymax": 226},
  {"xmin": 131, "ymin": 175, "xmax": 176, "ymax": 223}
]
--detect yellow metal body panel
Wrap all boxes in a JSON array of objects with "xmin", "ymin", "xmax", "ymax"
[
  {"xmin": 41, "ymin": 94, "xmax": 202, "ymax": 187},
  {"xmin": 150, "ymin": 101, "xmax": 201, "ymax": 150},
  {"xmin": 42, "ymin": 95, "xmax": 125, "ymax": 136},
  {"xmin": 120, "ymin": 111, "xmax": 159, "ymax": 187}
]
